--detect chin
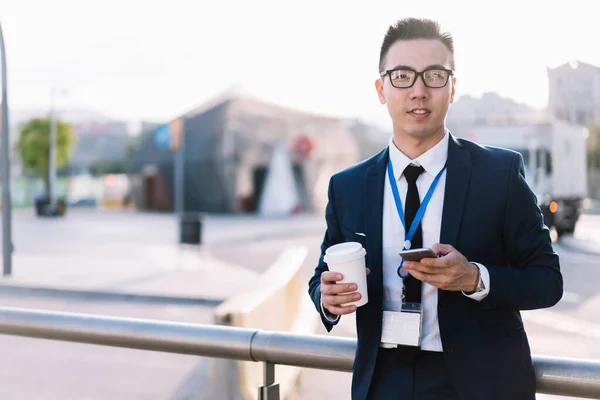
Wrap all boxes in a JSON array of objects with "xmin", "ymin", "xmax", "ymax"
[
  {"xmin": 404, "ymin": 120, "xmax": 445, "ymax": 137},
  {"xmin": 404, "ymin": 126, "xmax": 438, "ymax": 139}
]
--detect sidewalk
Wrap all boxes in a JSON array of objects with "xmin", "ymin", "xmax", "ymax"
[
  {"xmin": 0, "ymin": 248, "xmax": 259, "ymax": 305},
  {"xmin": 0, "ymin": 246, "xmax": 261, "ymax": 304},
  {"xmin": 0, "ymin": 210, "xmax": 326, "ymax": 304},
  {"xmin": 560, "ymin": 214, "xmax": 600, "ymax": 255}
]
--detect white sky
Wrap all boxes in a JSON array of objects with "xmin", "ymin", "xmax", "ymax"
[{"xmin": 3, "ymin": 0, "xmax": 598, "ymax": 129}]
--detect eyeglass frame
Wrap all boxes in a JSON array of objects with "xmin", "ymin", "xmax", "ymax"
[{"xmin": 380, "ymin": 65, "xmax": 455, "ymax": 89}]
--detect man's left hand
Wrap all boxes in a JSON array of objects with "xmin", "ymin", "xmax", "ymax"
[{"xmin": 402, "ymin": 244, "xmax": 479, "ymax": 292}]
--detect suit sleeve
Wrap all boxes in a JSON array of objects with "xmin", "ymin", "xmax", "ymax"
[
  {"xmin": 308, "ymin": 175, "xmax": 344, "ymax": 331},
  {"xmin": 479, "ymin": 152, "xmax": 563, "ymax": 310}
]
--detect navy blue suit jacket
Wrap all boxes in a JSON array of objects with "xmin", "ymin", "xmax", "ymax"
[{"xmin": 308, "ymin": 134, "xmax": 563, "ymax": 400}]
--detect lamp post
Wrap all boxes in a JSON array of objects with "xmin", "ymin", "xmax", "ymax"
[
  {"xmin": 48, "ymin": 87, "xmax": 67, "ymax": 209},
  {"xmin": 0, "ymin": 21, "xmax": 12, "ymax": 276}
]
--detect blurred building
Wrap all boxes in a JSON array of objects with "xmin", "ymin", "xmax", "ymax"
[
  {"xmin": 548, "ymin": 60, "xmax": 600, "ymax": 125},
  {"xmin": 127, "ymin": 92, "xmax": 360, "ymax": 214},
  {"xmin": 344, "ymin": 119, "xmax": 391, "ymax": 160},
  {"xmin": 69, "ymin": 131, "xmax": 131, "ymax": 175},
  {"xmin": 445, "ymin": 92, "xmax": 546, "ymax": 136}
]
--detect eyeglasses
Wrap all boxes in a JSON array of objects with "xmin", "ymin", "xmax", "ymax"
[{"xmin": 380, "ymin": 66, "xmax": 454, "ymax": 88}]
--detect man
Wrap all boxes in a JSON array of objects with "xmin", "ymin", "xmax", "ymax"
[{"xmin": 308, "ymin": 17, "xmax": 563, "ymax": 400}]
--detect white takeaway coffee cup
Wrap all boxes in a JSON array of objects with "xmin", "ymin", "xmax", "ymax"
[{"xmin": 324, "ymin": 242, "xmax": 368, "ymax": 307}]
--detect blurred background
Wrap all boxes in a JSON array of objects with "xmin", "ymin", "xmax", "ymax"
[
  {"xmin": 3, "ymin": 0, "xmax": 600, "ymax": 214},
  {"xmin": 1, "ymin": 1, "xmax": 599, "ymax": 399}
]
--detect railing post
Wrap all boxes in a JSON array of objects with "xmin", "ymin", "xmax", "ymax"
[{"xmin": 258, "ymin": 362, "xmax": 280, "ymax": 400}]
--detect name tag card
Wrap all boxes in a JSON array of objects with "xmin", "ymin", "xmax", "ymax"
[{"xmin": 380, "ymin": 303, "xmax": 423, "ymax": 347}]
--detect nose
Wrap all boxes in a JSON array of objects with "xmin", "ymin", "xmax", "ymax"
[{"xmin": 410, "ymin": 76, "xmax": 429, "ymax": 100}]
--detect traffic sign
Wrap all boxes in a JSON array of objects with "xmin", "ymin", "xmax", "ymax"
[
  {"xmin": 154, "ymin": 124, "xmax": 171, "ymax": 150},
  {"xmin": 293, "ymin": 135, "xmax": 313, "ymax": 158}
]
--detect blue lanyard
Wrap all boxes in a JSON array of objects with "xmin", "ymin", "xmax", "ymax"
[{"xmin": 387, "ymin": 161, "xmax": 446, "ymax": 250}]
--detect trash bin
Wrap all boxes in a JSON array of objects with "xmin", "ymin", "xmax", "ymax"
[
  {"xmin": 34, "ymin": 196, "xmax": 67, "ymax": 217},
  {"xmin": 34, "ymin": 196, "xmax": 50, "ymax": 216},
  {"xmin": 179, "ymin": 213, "xmax": 204, "ymax": 245}
]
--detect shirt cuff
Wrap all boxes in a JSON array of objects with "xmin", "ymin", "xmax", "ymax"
[
  {"xmin": 320, "ymin": 295, "xmax": 341, "ymax": 324},
  {"xmin": 462, "ymin": 262, "xmax": 490, "ymax": 301}
]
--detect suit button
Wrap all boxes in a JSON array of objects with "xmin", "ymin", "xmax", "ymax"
[
  {"xmin": 444, "ymin": 347, "xmax": 454, "ymax": 354},
  {"xmin": 438, "ymin": 300, "xmax": 444, "ymax": 308}
]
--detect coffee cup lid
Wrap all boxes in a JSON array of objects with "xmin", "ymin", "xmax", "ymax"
[{"xmin": 324, "ymin": 242, "xmax": 366, "ymax": 264}]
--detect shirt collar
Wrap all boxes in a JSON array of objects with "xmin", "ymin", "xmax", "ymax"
[{"xmin": 388, "ymin": 130, "xmax": 449, "ymax": 180}]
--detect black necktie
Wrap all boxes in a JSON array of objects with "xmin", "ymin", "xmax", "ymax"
[{"xmin": 403, "ymin": 164, "xmax": 425, "ymax": 303}]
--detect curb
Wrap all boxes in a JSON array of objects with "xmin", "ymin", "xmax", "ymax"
[
  {"xmin": 0, "ymin": 284, "xmax": 224, "ymax": 307},
  {"xmin": 206, "ymin": 226, "xmax": 325, "ymax": 248}
]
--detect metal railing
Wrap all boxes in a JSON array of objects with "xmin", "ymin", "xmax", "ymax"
[{"xmin": 0, "ymin": 306, "xmax": 599, "ymax": 399}]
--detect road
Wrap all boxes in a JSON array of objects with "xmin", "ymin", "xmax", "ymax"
[
  {"xmin": 0, "ymin": 293, "xmax": 215, "ymax": 400},
  {"xmin": 0, "ymin": 211, "xmax": 597, "ymax": 399},
  {"xmin": 213, "ymin": 215, "xmax": 600, "ymax": 400}
]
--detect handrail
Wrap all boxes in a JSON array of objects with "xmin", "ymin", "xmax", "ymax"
[{"xmin": 0, "ymin": 306, "xmax": 599, "ymax": 399}]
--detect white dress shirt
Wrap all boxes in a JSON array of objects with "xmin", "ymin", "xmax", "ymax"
[
  {"xmin": 383, "ymin": 131, "xmax": 489, "ymax": 351},
  {"xmin": 322, "ymin": 131, "xmax": 490, "ymax": 352}
]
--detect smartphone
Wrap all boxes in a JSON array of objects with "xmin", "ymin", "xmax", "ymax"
[{"xmin": 399, "ymin": 248, "xmax": 439, "ymax": 262}]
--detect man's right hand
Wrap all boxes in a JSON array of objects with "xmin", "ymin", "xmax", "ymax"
[{"xmin": 320, "ymin": 268, "xmax": 370, "ymax": 316}]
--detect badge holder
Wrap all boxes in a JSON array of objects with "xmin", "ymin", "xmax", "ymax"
[
  {"xmin": 381, "ymin": 302, "xmax": 424, "ymax": 348},
  {"xmin": 382, "ymin": 160, "xmax": 445, "ymax": 349}
]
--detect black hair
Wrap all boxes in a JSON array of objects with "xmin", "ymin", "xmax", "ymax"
[{"xmin": 379, "ymin": 18, "xmax": 455, "ymax": 74}]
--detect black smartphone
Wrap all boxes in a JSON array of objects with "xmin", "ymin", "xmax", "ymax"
[{"xmin": 399, "ymin": 248, "xmax": 439, "ymax": 262}]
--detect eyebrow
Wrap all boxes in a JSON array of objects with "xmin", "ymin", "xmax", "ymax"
[{"xmin": 387, "ymin": 64, "xmax": 448, "ymax": 71}]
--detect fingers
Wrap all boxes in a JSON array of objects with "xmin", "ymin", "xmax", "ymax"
[
  {"xmin": 403, "ymin": 261, "xmax": 438, "ymax": 274},
  {"xmin": 324, "ymin": 304, "xmax": 357, "ymax": 315},
  {"xmin": 321, "ymin": 282, "xmax": 358, "ymax": 295},
  {"xmin": 320, "ymin": 267, "xmax": 370, "ymax": 316},
  {"xmin": 417, "ymin": 254, "xmax": 454, "ymax": 268},
  {"xmin": 323, "ymin": 268, "xmax": 370, "ymax": 282},
  {"xmin": 323, "ymin": 292, "xmax": 363, "ymax": 307},
  {"xmin": 431, "ymin": 243, "xmax": 455, "ymax": 256},
  {"xmin": 321, "ymin": 268, "xmax": 366, "ymax": 316},
  {"xmin": 322, "ymin": 291, "xmax": 363, "ymax": 315},
  {"xmin": 403, "ymin": 255, "xmax": 451, "ymax": 272},
  {"xmin": 321, "ymin": 271, "xmax": 342, "ymax": 284},
  {"xmin": 408, "ymin": 268, "xmax": 462, "ymax": 291},
  {"xmin": 408, "ymin": 269, "xmax": 446, "ymax": 288}
]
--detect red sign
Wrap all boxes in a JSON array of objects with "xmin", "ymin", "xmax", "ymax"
[{"xmin": 293, "ymin": 135, "xmax": 313, "ymax": 158}]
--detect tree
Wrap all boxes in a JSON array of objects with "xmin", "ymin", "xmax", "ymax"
[
  {"xmin": 124, "ymin": 129, "xmax": 150, "ymax": 167},
  {"xmin": 16, "ymin": 117, "xmax": 75, "ymax": 198}
]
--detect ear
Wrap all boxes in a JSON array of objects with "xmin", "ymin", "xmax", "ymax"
[
  {"xmin": 375, "ymin": 78, "xmax": 386, "ymax": 105},
  {"xmin": 449, "ymin": 77, "xmax": 457, "ymax": 104}
]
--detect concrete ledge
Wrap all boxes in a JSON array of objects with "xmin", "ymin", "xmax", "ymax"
[{"xmin": 213, "ymin": 246, "xmax": 317, "ymax": 400}]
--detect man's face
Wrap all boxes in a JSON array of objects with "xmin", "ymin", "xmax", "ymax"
[{"xmin": 376, "ymin": 39, "xmax": 456, "ymax": 140}]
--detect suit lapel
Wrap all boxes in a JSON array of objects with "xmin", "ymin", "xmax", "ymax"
[
  {"xmin": 364, "ymin": 148, "xmax": 388, "ymax": 307},
  {"xmin": 438, "ymin": 135, "xmax": 471, "ymax": 301},
  {"xmin": 440, "ymin": 134, "xmax": 472, "ymax": 250}
]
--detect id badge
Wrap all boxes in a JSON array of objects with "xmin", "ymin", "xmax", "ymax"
[{"xmin": 380, "ymin": 303, "xmax": 423, "ymax": 348}]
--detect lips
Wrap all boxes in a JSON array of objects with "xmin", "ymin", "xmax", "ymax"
[
  {"xmin": 408, "ymin": 107, "xmax": 431, "ymax": 114},
  {"xmin": 407, "ymin": 107, "xmax": 431, "ymax": 120}
]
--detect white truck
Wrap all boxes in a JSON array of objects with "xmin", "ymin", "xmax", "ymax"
[{"xmin": 463, "ymin": 119, "xmax": 588, "ymax": 236}]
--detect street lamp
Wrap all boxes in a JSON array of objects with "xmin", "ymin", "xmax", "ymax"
[
  {"xmin": 0, "ymin": 20, "xmax": 12, "ymax": 276},
  {"xmin": 48, "ymin": 87, "xmax": 67, "ymax": 209}
]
